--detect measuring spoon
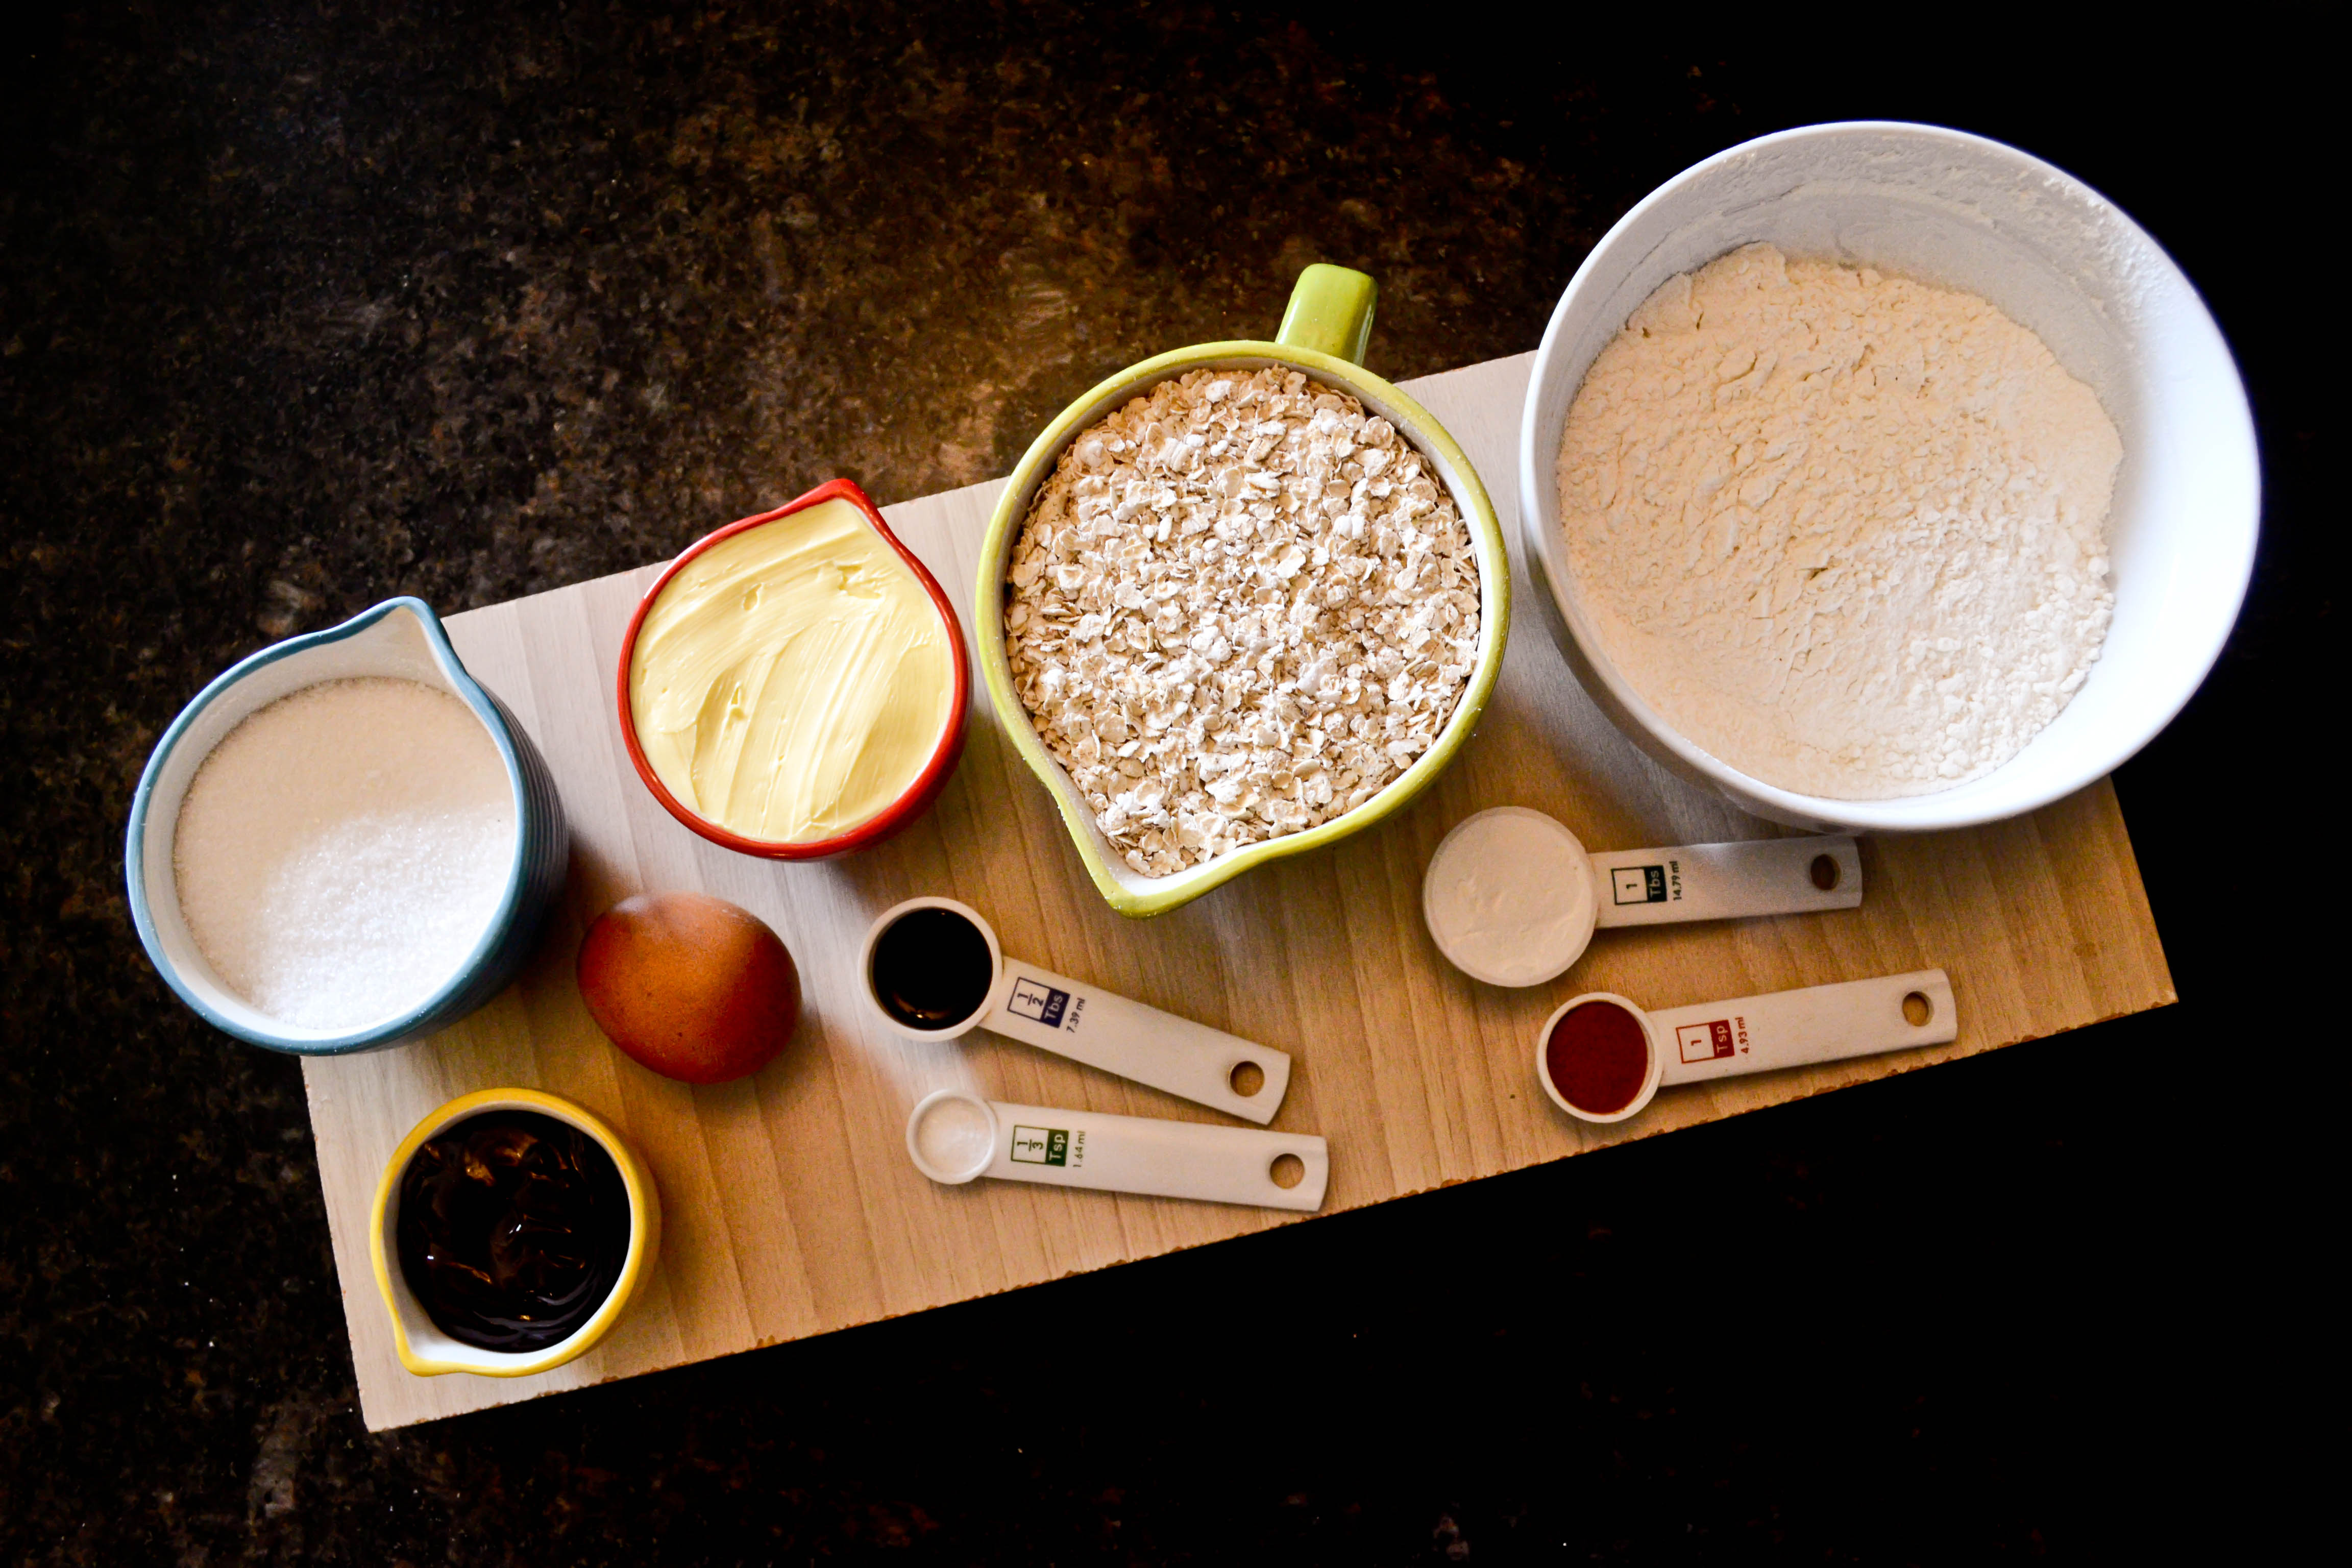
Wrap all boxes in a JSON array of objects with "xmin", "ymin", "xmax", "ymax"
[
  {"xmin": 1423, "ymin": 807, "xmax": 1864, "ymax": 988},
  {"xmin": 857, "ymin": 897, "xmax": 1290, "ymax": 1123},
  {"xmin": 1534, "ymin": 969, "xmax": 1957, "ymax": 1123},
  {"xmin": 904, "ymin": 1088, "xmax": 1328, "ymax": 1212}
]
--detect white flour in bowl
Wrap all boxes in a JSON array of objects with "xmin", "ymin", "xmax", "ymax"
[
  {"xmin": 1556, "ymin": 243, "xmax": 2122, "ymax": 799},
  {"xmin": 173, "ymin": 677, "xmax": 515, "ymax": 1031}
]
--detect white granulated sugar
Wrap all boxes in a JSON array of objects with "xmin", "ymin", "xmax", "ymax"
[
  {"xmin": 1006, "ymin": 367, "xmax": 1482, "ymax": 877},
  {"xmin": 1556, "ymin": 243, "xmax": 2122, "ymax": 799},
  {"xmin": 173, "ymin": 677, "xmax": 516, "ymax": 1031}
]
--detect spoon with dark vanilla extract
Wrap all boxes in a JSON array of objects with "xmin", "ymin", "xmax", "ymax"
[{"xmin": 858, "ymin": 895, "xmax": 1291, "ymax": 1124}]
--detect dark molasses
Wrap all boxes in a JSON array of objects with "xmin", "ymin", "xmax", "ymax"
[
  {"xmin": 395, "ymin": 1110, "xmax": 630, "ymax": 1352},
  {"xmin": 870, "ymin": 905, "xmax": 993, "ymax": 1030}
]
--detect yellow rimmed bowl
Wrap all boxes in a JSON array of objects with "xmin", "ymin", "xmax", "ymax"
[
  {"xmin": 369, "ymin": 1088, "xmax": 662, "ymax": 1379},
  {"xmin": 976, "ymin": 265, "xmax": 1511, "ymax": 918}
]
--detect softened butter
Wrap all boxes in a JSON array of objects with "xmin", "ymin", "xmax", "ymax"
[{"xmin": 629, "ymin": 498, "xmax": 954, "ymax": 844}]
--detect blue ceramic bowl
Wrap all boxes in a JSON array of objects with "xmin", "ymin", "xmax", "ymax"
[{"xmin": 124, "ymin": 597, "xmax": 569, "ymax": 1055}]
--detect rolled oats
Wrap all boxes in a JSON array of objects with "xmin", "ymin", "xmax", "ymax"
[{"xmin": 1004, "ymin": 367, "xmax": 1482, "ymax": 878}]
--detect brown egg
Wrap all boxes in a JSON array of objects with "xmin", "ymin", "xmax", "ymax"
[{"xmin": 576, "ymin": 892, "xmax": 800, "ymax": 1085}]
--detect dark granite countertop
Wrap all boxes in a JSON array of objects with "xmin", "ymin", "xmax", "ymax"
[{"xmin": 1, "ymin": 9, "xmax": 2320, "ymax": 1563}]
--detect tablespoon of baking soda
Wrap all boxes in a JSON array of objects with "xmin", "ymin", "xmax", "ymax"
[
  {"xmin": 905, "ymin": 1088, "xmax": 1329, "ymax": 1212},
  {"xmin": 1422, "ymin": 807, "xmax": 1865, "ymax": 987},
  {"xmin": 1535, "ymin": 969, "xmax": 1958, "ymax": 1124},
  {"xmin": 857, "ymin": 897, "xmax": 1290, "ymax": 1123}
]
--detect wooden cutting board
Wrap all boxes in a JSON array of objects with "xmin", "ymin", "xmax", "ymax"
[{"xmin": 301, "ymin": 352, "xmax": 2174, "ymax": 1431}]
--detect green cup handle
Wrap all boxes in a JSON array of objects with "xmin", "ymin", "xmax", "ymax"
[{"xmin": 1275, "ymin": 264, "xmax": 1378, "ymax": 365}]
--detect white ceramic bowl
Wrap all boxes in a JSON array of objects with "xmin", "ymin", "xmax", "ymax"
[{"xmin": 1516, "ymin": 122, "xmax": 2259, "ymax": 832}]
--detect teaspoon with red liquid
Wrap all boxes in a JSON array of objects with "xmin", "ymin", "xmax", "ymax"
[{"xmin": 1535, "ymin": 969, "xmax": 1957, "ymax": 1123}]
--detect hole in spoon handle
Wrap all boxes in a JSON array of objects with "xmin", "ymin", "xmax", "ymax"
[
  {"xmin": 979, "ymin": 958, "xmax": 1292, "ymax": 1123},
  {"xmin": 1590, "ymin": 836, "xmax": 1863, "ymax": 929}
]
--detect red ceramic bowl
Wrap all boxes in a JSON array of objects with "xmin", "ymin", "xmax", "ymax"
[{"xmin": 615, "ymin": 477, "xmax": 970, "ymax": 860}]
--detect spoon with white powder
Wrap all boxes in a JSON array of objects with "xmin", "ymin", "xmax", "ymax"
[
  {"xmin": 1420, "ymin": 808, "xmax": 1861, "ymax": 988},
  {"xmin": 905, "ymin": 1087, "xmax": 1328, "ymax": 1212}
]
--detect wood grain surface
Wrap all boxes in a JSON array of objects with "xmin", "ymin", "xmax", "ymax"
[{"xmin": 301, "ymin": 352, "xmax": 2175, "ymax": 1432}]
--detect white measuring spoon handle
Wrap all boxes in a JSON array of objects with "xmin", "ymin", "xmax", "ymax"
[
  {"xmin": 978, "ymin": 960, "xmax": 1291, "ymax": 1124},
  {"xmin": 976, "ymin": 1099, "xmax": 1328, "ymax": 1211},
  {"xmin": 1653, "ymin": 969, "xmax": 1956, "ymax": 1086},
  {"xmin": 1589, "ymin": 835, "xmax": 1861, "ymax": 928}
]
